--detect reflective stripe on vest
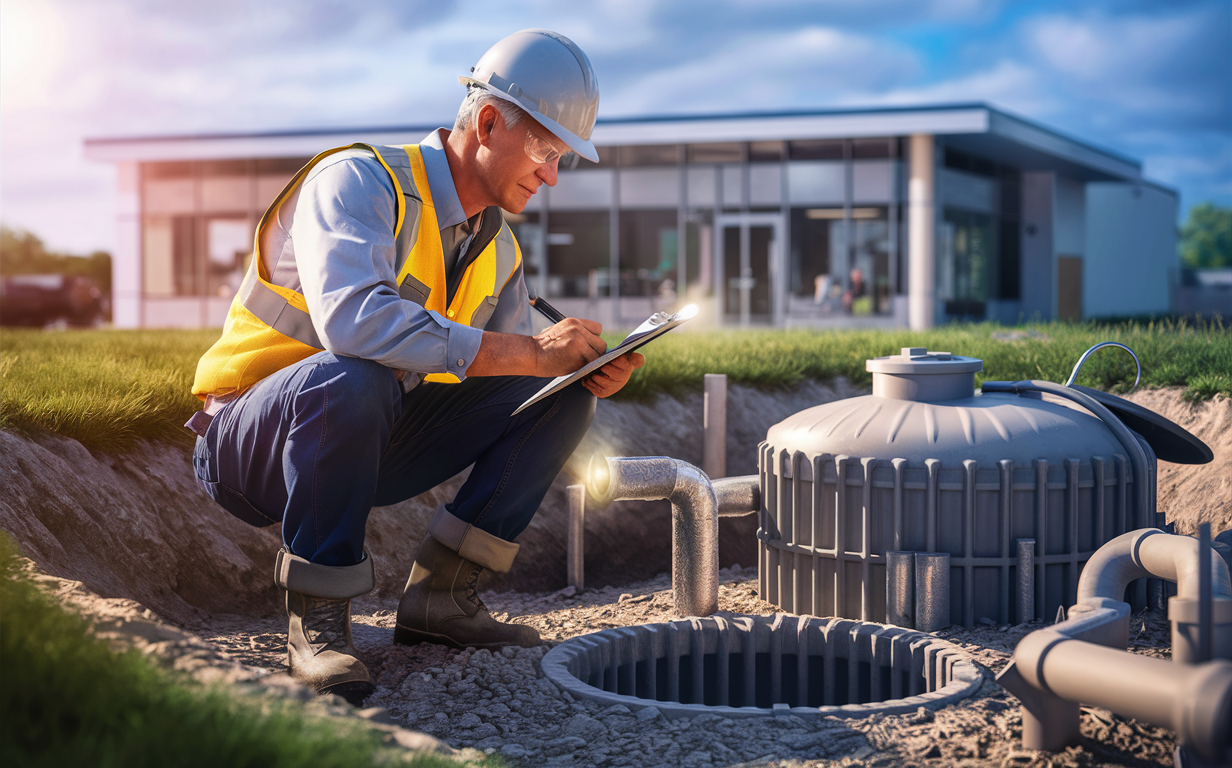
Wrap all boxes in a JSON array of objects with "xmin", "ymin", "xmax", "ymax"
[{"xmin": 190, "ymin": 143, "xmax": 521, "ymax": 399}]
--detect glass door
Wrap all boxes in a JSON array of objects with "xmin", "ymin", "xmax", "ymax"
[{"xmin": 716, "ymin": 213, "xmax": 783, "ymax": 326}]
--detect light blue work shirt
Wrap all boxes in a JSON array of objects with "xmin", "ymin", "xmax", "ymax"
[{"xmin": 258, "ymin": 129, "xmax": 532, "ymax": 388}]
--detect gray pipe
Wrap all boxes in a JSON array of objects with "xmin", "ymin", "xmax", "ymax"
[
  {"xmin": 588, "ymin": 457, "xmax": 760, "ymax": 616},
  {"xmin": 712, "ymin": 475, "xmax": 761, "ymax": 517},
  {"xmin": 982, "ymin": 380, "xmax": 1151, "ymax": 529},
  {"xmin": 1077, "ymin": 528, "xmax": 1232, "ymax": 662},
  {"xmin": 999, "ymin": 528, "xmax": 1232, "ymax": 762},
  {"xmin": 1001, "ymin": 627, "xmax": 1232, "ymax": 762}
]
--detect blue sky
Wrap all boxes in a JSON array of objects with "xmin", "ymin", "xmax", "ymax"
[{"xmin": 1, "ymin": 0, "xmax": 1228, "ymax": 254}]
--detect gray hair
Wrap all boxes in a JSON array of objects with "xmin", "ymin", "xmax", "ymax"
[{"xmin": 455, "ymin": 87, "xmax": 526, "ymax": 132}]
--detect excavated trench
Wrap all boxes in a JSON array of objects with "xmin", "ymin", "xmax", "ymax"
[{"xmin": 2, "ymin": 384, "xmax": 1229, "ymax": 767}]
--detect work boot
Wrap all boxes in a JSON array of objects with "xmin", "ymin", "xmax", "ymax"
[
  {"xmin": 395, "ymin": 535, "xmax": 540, "ymax": 649},
  {"xmin": 274, "ymin": 549, "xmax": 375, "ymax": 706}
]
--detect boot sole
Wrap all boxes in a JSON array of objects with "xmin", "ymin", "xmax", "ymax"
[
  {"xmin": 319, "ymin": 679, "xmax": 374, "ymax": 707},
  {"xmin": 394, "ymin": 623, "xmax": 538, "ymax": 650}
]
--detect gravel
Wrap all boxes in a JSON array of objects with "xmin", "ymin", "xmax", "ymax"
[{"xmin": 41, "ymin": 560, "xmax": 1182, "ymax": 768}]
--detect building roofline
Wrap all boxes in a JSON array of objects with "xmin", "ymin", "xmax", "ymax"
[{"xmin": 84, "ymin": 101, "xmax": 1141, "ymax": 179}]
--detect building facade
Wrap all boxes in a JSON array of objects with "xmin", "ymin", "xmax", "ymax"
[{"xmin": 84, "ymin": 104, "xmax": 1178, "ymax": 330}]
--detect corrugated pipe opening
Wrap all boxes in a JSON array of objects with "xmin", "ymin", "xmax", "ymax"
[{"xmin": 542, "ymin": 614, "xmax": 981, "ymax": 719}]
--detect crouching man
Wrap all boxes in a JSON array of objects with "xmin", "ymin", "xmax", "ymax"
[{"xmin": 187, "ymin": 30, "xmax": 641, "ymax": 704}]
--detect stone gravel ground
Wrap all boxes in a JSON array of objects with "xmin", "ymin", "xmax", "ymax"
[{"xmin": 188, "ymin": 566, "xmax": 1178, "ymax": 768}]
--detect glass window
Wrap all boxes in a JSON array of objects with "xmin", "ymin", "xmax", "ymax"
[
  {"xmin": 790, "ymin": 207, "xmax": 840, "ymax": 301},
  {"xmin": 207, "ymin": 218, "xmax": 251, "ymax": 298},
  {"xmin": 504, "ymin": 211, "xmax": 545, "ymax": 294},
  {"xmin": 172, "ymin": 215, "xmax": 200, "ymax": 296},
  {"xmin": 620, "ymin": 209, "xmax": 679, "ymax": 298},
  {"xmin": 545, "ymin": 210, "xmax": 610, "ymax": 298},
  {"xmin": 939, "ymin": 208, "xmax": 996, "ymax": 318},
  {"xmin": 850, "ymin": 209, "xmax": 892, "ymax": 315}
]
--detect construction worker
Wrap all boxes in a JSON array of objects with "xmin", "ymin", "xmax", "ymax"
[{"xmin": 186, "ymin": 30, "xmax": 641, "ymax": 705}]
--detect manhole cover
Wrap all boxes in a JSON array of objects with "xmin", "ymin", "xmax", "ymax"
[{"xmin": 542, "ymin": 614, "xmax": 981, "ymax": 719}]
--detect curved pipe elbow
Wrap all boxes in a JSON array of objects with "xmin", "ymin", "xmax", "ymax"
[
  {"xmin": 585, "ymin": 455, "xmax": 720, "ymax": 616},
  {"xmin": 1078, "ymin": 528, "xmax": 1232, "ymax": 603}
]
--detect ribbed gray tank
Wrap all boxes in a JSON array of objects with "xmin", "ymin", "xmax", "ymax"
[{"xmin": 757, "ymin": 348, "xmax": 1152, "ymax": 628}]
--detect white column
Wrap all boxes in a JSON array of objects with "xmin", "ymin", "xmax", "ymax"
[
  {"xmin": 113, "ymin": 162, "xmax": 142, "ymax": 328},
  {"xmin": 908, "ymin": 134, "xmax": 936, "ymax": 330}
]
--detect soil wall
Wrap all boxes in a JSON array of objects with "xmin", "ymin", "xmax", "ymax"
[{"xmin": 1, "ymin": 384, "xmax": 1226, "ymax": 625}]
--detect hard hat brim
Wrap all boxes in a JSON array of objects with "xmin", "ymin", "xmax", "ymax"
[{"xmin": 459, "ymin": 76, "xmax": 600, "ymax": 164}]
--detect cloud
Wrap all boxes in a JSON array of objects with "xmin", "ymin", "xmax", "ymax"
[
  {"xmin": 1, "ymin": 0, "xmax": 1228, "ymax": 253},
  {"xmin": 604, "ymin": 26, "xmax": 920, "ymax": 115}
]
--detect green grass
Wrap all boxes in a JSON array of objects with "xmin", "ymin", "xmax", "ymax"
[
  {"xmin": 1, "ymin": 320, "xmax": 1228, "ymax": 453},
  {"xmin": 0, "ymin": 532, "xmax": 491, "ymax": 768},
  {"xmin": 612, "ymin": 317, "xmax": 1232, "ymax": 402}
]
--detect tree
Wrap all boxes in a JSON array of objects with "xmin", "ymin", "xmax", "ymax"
[
  {"xmin": 0, "ymin": 226, "xmax": 111, "ymax": 296},
  {"xmin": 1179, "ymin": 202, "xmax": 1232, "ymax": 269}
]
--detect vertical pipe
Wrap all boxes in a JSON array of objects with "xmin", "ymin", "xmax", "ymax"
[
  {"xmin": 1018, "ymin": 539, "xmax": 1036, "ymax": 624},
  {"xmin": 567, "ymin": 484, "xmax": 585, "ymax": 592},
  {"xmin": 887, "ymin": 551, "xmax": 915, "ymax": 628},
  {"xmin": 702, "ymin": 374, "xmax": 728, "ymax": 481},
  {"xmin": 907, "ymin": 133, "xmax": 936, "ymax": 331},
  {"xmin": 915, "ymin": 553, "xmax": 951, "ymax": 632}
]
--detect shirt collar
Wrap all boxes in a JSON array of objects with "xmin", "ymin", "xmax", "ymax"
[{"xmin": 419, "ymin": 128, "xmax": 467, "ymax": 230}]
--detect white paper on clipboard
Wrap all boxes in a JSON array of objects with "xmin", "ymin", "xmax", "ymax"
[{"xmin": 512, "ymin": 305, "xmax": 695, "ymax": 415}]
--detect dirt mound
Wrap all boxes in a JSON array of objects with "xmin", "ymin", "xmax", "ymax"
[{"xmin": 0, "ymin": 381, "xmax": 854, "ymax": 624}]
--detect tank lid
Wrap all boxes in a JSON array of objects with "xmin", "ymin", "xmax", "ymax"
[{"xmin": 866, "ymin": 347, "xmax": 983, "ymax": 375}]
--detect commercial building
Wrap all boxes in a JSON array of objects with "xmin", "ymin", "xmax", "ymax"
[{"xmin": 84, "ymin": 103, "xmax": 1178, "ymax": 330}]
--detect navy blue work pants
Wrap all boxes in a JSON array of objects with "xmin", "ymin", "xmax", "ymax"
[{"xmin": 192, "ymin": 351, "xmax": 595, "ymax": 567}]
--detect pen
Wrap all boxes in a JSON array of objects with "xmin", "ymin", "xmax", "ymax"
[{"xmin": 529, "ymin": 294, "xmax": 567, "ymax": 324}]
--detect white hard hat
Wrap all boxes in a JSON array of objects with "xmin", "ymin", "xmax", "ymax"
[{"xmin": 460, "ymin": 29, "xmax": 600, "ymax": 163}]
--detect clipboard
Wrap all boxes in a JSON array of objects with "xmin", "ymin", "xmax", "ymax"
[{"xmin": 512, "ymin": 304, "xmax": 696, "ymax": 415}]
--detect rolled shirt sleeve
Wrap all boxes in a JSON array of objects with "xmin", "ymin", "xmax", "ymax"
[{"xmin": 291, "ymin": 153, "xmax": 483, "ymax": 379}]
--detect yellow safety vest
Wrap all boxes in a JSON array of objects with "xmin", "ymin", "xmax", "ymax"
[{"xmin": 192, "ymin": 143, "xmax": 522, "ymax": 399}]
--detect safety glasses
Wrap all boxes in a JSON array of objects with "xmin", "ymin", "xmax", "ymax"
[{"xmin": 524, "ymin": 128, "xmax": 579, "ymax": 169}]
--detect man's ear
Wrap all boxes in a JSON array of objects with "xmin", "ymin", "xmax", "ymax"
[{"xmin": 476, "ymin": 103, "xmax": 501, "ymax": 148}]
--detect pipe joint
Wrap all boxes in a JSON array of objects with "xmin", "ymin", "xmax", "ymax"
[{"xmin": 586, "ymin": 455, "xmax": 720, "ymax": 617}]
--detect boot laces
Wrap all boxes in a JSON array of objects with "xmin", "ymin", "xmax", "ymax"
[
  {"xmin": 305, "ymin": 597, "xmax": 351, "ymax": 651},
  {"xmin": 462, "ymin": 563, "xmax": 487, "ymax": 611}
]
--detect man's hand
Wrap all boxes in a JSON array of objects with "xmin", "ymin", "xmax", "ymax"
[
  {"xmin": 468, "ymin": 318, "xmax": 606, "ymax": 378},
  {"xmin": 582, "ymin": 351, "xmax": 645, "ymax": 398},
  {"xmin": 531, "ymin": 318, "xmax": 607, "ymax": 377}
]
